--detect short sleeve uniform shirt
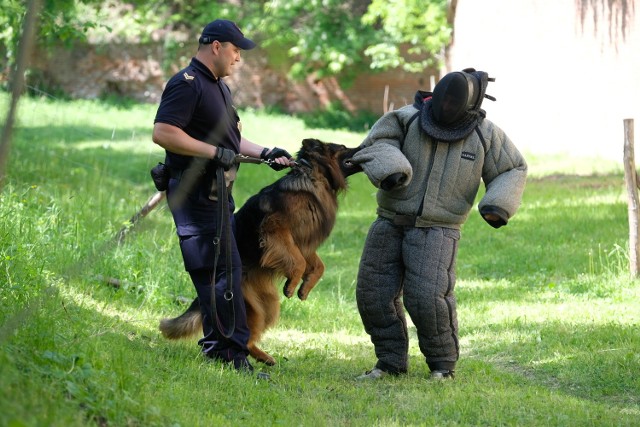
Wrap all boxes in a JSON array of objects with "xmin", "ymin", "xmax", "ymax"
[{"xmin": 154, "ymin": 57, "xmax": 241, "ymax": 171}]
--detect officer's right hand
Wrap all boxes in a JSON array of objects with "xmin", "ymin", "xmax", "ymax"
[{"xmin": 213, "ymin": 147, "xmax": 236, "ymax": 171}]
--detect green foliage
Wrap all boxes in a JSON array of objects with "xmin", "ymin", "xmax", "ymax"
[
  {"xmin": 295, "ymin": 101, "xmax": 380, "ymax": 132},
  {"xmin": 39, "ymin": 0, "xmax": 100, "ymax": 44},
  {"xmin": 0, "ymin": 0, "xmax": 103, "ymax": 69},
  {"xmin": 255, "ymin": 0, "xmax": 450, "ymax": 81},
  {"xmin": 0, "ymin": 0, "xmax": 25, "ymax": 65},
  {"xmin": 1, "ymin": 1, "xmax": 451, "ymax": 87},
  {"xmin": 1, "ymin": 94, "xmax": 639, "ymax": 426},
  {"xmin": 256, "ymin": 0, "xmax": 376, "ymax": 80},
  {"xmin": 363, "ymin": 0, "xmax": 451, "ymax": 72}
]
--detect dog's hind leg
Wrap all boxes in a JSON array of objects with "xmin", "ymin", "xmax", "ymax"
[
  {"xmin": 297, "ymin": 252, "xmax": 325, "ymax": 301},
  {"xmin": 260, "ymin": 222, "xmax": 307, "ymax": 298},
  {"xmin": 242, "ymin": 269, "xmax": 279, "ymax": 365}
]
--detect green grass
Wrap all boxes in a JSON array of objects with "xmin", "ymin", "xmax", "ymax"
[{"xmin": 1, "ymin": 92, "xmax": 639, "ymax": 426}]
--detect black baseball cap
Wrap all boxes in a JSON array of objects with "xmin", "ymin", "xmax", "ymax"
[{"xmin": 198, "ymin": 19, "xmax": 256, "ymax": 50}]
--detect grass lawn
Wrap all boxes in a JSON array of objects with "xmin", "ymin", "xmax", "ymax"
[{"xmin": 1, "ymin": 93, "xmax": 638, "ymax": 426}]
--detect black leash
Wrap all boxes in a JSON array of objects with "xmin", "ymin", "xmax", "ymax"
[{"xmin": 210, "ymin": 165, "xmax": 235, "ymax": 339}]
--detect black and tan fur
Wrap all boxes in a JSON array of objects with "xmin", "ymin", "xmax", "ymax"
[{"xmin": 159, "ymin": 138, "xmax": 363, "ymax": 365}]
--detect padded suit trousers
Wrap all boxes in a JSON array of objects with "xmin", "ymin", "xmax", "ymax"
[{"xmin": 356, "ymin": 217, "xmax": 460, "ymax": 373}]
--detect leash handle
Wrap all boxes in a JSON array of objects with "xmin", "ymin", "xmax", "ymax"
[{"xmin": 210, "ymin": 165, "xmax": 235, "ymax": 339}]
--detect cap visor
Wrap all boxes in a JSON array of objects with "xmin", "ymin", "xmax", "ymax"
[{"xmin": 237, "ymin": 38, "xmax": 256, "ymax": 50}]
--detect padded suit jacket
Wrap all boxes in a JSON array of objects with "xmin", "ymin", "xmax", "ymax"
[{"xmin": 352, "ymin": 104, "xmax": 528, "ymax": 229}]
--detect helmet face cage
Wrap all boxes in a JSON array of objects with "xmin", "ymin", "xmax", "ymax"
[{"xmin": 431, "ymin": 72, "xmax": 479, "ymax": 125}]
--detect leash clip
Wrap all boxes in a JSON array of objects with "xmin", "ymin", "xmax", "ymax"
[{"xmin": 234, "ymin": 154, "xmax": 273, "ymax": 166}]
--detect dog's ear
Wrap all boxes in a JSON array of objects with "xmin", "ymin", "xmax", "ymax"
[
  {"xmin": 299, "ymin": 138, "xmax": 325, "ymax": 160},
  {"xmin": 301, "ymin": 138, "xmax": 323, "ymax": 151}
]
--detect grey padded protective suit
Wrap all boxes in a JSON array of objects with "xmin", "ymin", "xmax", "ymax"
[{"xmin": 352, "ymin": 99, "xmax": 527, "ymax": 374}]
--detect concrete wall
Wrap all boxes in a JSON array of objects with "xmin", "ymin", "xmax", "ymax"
[{"xmin": 447, "ymin": 0, "xmax": 639, "ymax": 160}]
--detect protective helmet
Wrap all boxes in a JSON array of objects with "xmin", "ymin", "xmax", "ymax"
[{"xmin": 419, "ymin": 68, "xmax": 495, "ymax": 142}]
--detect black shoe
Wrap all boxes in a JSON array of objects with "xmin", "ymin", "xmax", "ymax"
[
  {"xmin": 232, "ymin": 356, "xmax": 271, "ymax": 380},
  {"xmin": 206, "ymin": 353, "xmax": 269, "ymax": 379},
  {"xmin": 232, "ymin": 356, "xmax": 254, "ymax": 373},
  {"xmin": 256, "ymin": 372, "xmax": 271, "ymax": 381}
]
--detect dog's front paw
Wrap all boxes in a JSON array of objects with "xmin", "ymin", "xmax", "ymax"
[
  {"xmin": 283, "ymin": 279, "xmax": 296, "ymax": 298},
  {"xmin": 249, "ymin": 345, "xmax": 277, "ymax": 366},
  {"xmin": 297, "ymin": 287, "xmax": 309, "ymax": 301}
]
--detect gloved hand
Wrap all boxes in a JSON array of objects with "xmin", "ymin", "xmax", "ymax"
[
  {"xmin": 213, "ymin": 146, "xmax": 236, "ymax": 171},
  {"xmin": 261, "ymin": 147, "xmax": 292, "ymax": 171},
  {"xmin": 380, "ymin": 172, "xmax": 407, "ymax": 191}
]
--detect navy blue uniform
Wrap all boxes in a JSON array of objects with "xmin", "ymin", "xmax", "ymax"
[{"xmin": 154, "ymin": 57, "xmax": 250, "ymax": 361}]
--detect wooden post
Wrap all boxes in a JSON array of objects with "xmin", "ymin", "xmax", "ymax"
[{"xmin": 623, "ymin": 119, "xmax": 639, "ymax": 277}]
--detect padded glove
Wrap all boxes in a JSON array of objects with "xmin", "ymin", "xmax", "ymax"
[
  {"xmin": 380, "ymin": 172, "xmax": 407, "ymax": 191},
  {"xmin": 479, "ymin": 205, "xmax": 508, "ymax": 228},
  {"xmin": 213, "ymin": 146, "xmax": 236, "ymax": 171},
  {"xmin": 261, "ymin": 147, "xmax": 292, "ymax": 171}
]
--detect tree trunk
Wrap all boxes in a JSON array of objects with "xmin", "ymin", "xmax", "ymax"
[{"xmin": 0, "ymin": 0, "xmax": 42, "ymax": 190}]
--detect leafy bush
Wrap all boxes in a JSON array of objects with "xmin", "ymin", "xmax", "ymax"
[{"xmin": 297, "ymin": 102, "xmax": 380, "ymax": 132}]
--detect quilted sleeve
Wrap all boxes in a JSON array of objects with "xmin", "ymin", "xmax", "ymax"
[
  {"xmin": 478, "ymin": 121, "xmax": 528, "ymax": 224},
  {"xmin": 352, "ymin": 111, "xmax": 414, "ymax": 189}
]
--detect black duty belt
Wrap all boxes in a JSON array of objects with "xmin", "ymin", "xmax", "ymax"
[{"xmin": 170, "ymin": 166, "xmax": 234, "ymax": 192}]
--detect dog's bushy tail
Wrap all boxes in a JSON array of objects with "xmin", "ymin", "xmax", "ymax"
[{"xmin": 159, "ymin": 298, "xmax": 202, "ymax": 339}]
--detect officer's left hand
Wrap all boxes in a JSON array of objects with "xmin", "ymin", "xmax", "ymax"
[
  {"xmin": 213, "ymin": 146, "xmax": 236, "ymax": 171},
  {"xmin": 261, "ymin": 147, "xmax": 293, "ymax": 171}
]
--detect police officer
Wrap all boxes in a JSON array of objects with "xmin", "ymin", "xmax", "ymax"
[{"xmin": 152, "ymin": 19, "xmax": 292, "ymax": 374}]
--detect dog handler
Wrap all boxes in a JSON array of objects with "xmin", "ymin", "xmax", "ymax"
[
  {"xmin": 351, "ymin": 68, "xmax": 527, "ymax": 380},
  {"xmin": 152, "ymin": 19, "xmax": 292, "ymax": 374}
]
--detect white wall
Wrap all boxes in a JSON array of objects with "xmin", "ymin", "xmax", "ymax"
[{"xmin": 449, "ymin": 0, "xmax": 639, "ymax": 161}]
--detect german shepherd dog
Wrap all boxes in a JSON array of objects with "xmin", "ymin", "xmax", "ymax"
[{"xmin": 159, "ymin": 138, "xmax": 363, "ymax": 365}]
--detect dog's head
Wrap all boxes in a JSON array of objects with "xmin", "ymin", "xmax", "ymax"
[{"xmin": 296, "ymin": 138, "xmax": 363, "ymax": 182}]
